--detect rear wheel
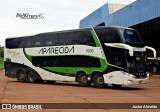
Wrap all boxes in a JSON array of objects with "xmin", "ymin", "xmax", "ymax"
[
  {"xmin": 17, "ymin": 71, "xmax": 26, "ymax": 82},
  {"xmin": 77, "ymin": 73, "xmax": 91, "ymax": 87},
  {"xmin": 93, "ymin": 73, "xmax": 105, "ymax": 88},
  {"xmin": 27, "ymin": 71, "xmax": 37, "ymax": 83}
]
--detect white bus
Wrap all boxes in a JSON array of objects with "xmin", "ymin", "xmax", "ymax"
[{"xmin": 4, "ymin": 26, "xmax": 156, "ymax": 88}]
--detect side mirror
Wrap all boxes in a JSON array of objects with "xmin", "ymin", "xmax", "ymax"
[{"xmin": 145, "ymin": 46, "xmax": 157, "ymax": 58}]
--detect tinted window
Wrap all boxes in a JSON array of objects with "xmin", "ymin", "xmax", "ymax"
[
  {"xmin": 111, "ymin": 54, "xmax": 124, "ymax": 67},
  {"xmin": 6, "ymin": 38, "xmax": 19, "ymax": 48},
  {"xmin": 94, "ymin": 28, "xmax": 122, "ymax": 43},
  {"xmin": 6, "ymin": 31, "xmax": 96, "ymax": 49},
  {"xmin": 32, "ymin": 56, "xmax": 101, "ymax": 67},
  {"xmin": 59, "ymin": 32, "xmax": 75, "ymax": 45},
  {"xmin": 44, "ymin": 34, "xmax": 59, "ymax": 46},
  {"xmin": 31, "ymin": 35, "xmax": 43, "ymax": 47},
  {"xmin": 73, "ymin": 56, "xmax": 100, "ymax": 67},
  {"xmin": 19, "ymin": 37, "xmax": 33, "ymax": 48},
  {"xmin": 58, "ymin": 31, "xmax": 95, "ymax": 46},
  {"xmin": 82, "ymin": 31, "xmax": 95, "ymax": 46},
  {"xmin": 121, "ymin": 29, "xmax": 143, "ymax": 44},
  {"xmin": 6, "ymin": 37, "xmax": 33, "ymax": 48}
]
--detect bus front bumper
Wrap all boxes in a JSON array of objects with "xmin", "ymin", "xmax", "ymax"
[
  {"xmin": 103, "ymin": 71, "xmax": 149, "ymax": 85},
  {"xmin": 123, "ymin": 73, "xmax": 149, "ymax": 85}
]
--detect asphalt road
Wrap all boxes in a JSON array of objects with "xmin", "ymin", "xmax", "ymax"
[{"xmin": 0, "ymin": 70, "xmax": 160, "ymax": 112}]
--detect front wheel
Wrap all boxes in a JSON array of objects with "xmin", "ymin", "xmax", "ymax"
[
  {"xmin": 77, "ymin": 73, "xmax": 91, "ymax": 87},
  {"xmin": 93, "ymin": 73, "xmax": 105, "ymax": 88}
]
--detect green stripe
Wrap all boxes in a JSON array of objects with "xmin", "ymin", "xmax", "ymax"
[
  {"xmin": 91, "ymin": 30, "xmax": 101, "ymax": 47},
  {"xmin": 24, "ymin": 49, "xmax": 108, "ymax": 76},
  {"xmin": 23, "ymin": 48, "xmax": 32, "ymax": 61}
]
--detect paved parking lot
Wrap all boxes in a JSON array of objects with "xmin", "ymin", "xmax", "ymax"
[{"xmin": 0, "ymin": 70, "xmax": 160, "ymax": 112}]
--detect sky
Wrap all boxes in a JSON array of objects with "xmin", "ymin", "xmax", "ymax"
[{"xmin": 0, "ymin": 0, "xmax": 136, "ymax": 46}]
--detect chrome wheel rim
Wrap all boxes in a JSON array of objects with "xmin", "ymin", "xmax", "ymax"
[
  {"xmin": 81, "ymin": 76, "xmax": 88, "ymax": 83},
  {"xmin": 97, "ymin": 77, "xmax": 104, "ymax": 85}
]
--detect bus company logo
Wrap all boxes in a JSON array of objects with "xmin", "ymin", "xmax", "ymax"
[
  {"xmin": 7, "ymin": 49, "xmax": 20, "ymax": 56},
  {"xmin": 2, "ymin": 104, "xmax": 11, "ymax": 109},
  {"xmin": 39, "ymin": 46, "xmax": 75, "ymax": 54},
  {"xmin": 16, "ymin": 13, "xmax": 44, "ymax": 19}
]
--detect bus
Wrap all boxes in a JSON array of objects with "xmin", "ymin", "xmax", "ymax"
[{"xmin": 4, "ymin": 26, "xmax": 157, "ymax": 88}]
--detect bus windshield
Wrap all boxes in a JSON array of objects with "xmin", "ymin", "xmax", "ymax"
[
  {"xmin": 120, "ymin": 29, "xmax": 143, "ymax": 45},
  {"xmin": 126, "ymin": 52, "xmax": 147, "ymax": 72}
]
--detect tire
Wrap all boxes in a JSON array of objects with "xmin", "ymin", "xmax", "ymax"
[
  {"xmin": 17, "ymin": 71, "xmax": 26, "ymax": 82},
  {"xmin": 112, "ymin": 84, "xmax": 122, "ymax": 88},
  {"xmin": 77, "ymin": 73, "xmax": 91, "ymax": 87},
  {"xmin": 93, "ymin": 73, "xmax": 105, "ymax": 88},
  {"xmin": 27, "ymin": 71, "xmax": 37, "ymax": 83}
]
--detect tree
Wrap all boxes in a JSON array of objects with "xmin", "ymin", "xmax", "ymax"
[{"xmin": 0, "ymin": 47, "xmax": 4, "ymax": 57}]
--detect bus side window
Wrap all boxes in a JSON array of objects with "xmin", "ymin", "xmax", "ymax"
[
  {"xmin": 45, "ymin": 41, "xmax": 53, "ymax": 46},
  {"xmin": 44, "ymin": 34, "xmax": 59, "ymax": 46},
  {"xmin": 35, "ymin": 42, "xmax": 41, "ymax": 46},
  {"xmin": 33, "ymin": 35, "xmax": 44, "ymax": 47},
  {"xmin": 95, "ymin": 28, "xmax": 122, "ymax": 43},
  {"xmin": 83, "ymin": 31, "xmax": 95, "ymax": 46},
  {"xmin": 106, "ymin": 30, "xmax": 121, "ymax": 43},
  {"xmin": 18, "ymin": 37, "xmax": 33, "ymax": 48},
  {"xmin": 52, "ymin": 34, "xmax": 59, "ymax": 46},
  {"xmin": 59, "ymin": 32, "xmax": 75, "ymax": 45},
  {"xmin": 32, "ymin": 56, "xmax": 100, "ymax": 67},
  {"xmin": 72, "ymin": 31, "xmax": 95, "ymax": 46},
  {"xmin": 75, "ymin": 32, "xmax": 85, "ymax": 45},
  {"xmin": 112, "ymin": 54, "xmax": 124, "ymax": 67},
  {"xmin": 6, "ymin": 38, "xmax": 19, "ymax": 49}
]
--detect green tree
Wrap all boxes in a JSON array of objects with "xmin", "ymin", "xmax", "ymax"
[{"xmin": 0, "ymin": 47, "xmax": 4, "ymax": 57}]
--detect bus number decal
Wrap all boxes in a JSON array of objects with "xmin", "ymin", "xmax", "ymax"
[{"xmin": 86, "ymin": 49, "xmax": 94, "ymax": 53}]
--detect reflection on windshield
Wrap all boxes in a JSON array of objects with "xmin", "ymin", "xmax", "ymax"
[
  {"xmin": 126, "ymin": 55, "xmax": 135, "ymax": 68},
  {"xmin": 126, "ymin": 52, "xmax": 147, "ymax": 71},
  {"xmin": 119, "ymin": 29, "xmax": 143, "ymax": 44}
]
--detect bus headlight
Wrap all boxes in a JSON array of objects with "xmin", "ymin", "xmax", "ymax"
[
  {"xmin": 128, "ymin": 79, "xmax": 133, "ymax": 83},
  {"xmin": 128, "ymin": 74, "xmax": 134, "ymax": 77},
  {"xmin": 146, "ymin": 72, "xmax": 149, "ymax": 77},
  {"xmin": 128, "ymin": 74, "xmax": 136, "ymax": 78}
]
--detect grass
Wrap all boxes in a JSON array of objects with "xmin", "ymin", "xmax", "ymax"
[{"xmin": 0, "ymin": 57, "xmax": 4, "ymax": 70}]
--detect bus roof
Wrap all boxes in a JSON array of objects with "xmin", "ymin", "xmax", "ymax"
[{"xmin": 6, "ymin": 26, "xmax": 134, "ymax": 39}]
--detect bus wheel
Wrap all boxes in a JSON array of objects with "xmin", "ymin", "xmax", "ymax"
[
  {"xmin": 77, "ymin": 73, "xmax": 91, "ymax": 87},
  {"xmin": 93, "ymin": 73, "xmax": 105, "ymax": 88},
  {"xmin": 112, "ymin": 84, "xmax": 122, "ymax": 88},
  {"xmin": 27, "ymin": 71, "xmax": 36, "ymax": 83},
  {"xmin": 17, "ymin": 71, "xmax": 26, "ymax": 82}
]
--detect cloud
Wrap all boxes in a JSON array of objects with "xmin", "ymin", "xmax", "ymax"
[{"xmin": 0, "ymin": 0, "xmax": 135, "ymax": 45}]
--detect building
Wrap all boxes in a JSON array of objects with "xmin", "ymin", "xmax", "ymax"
[{"xmin": 80, "ymin": 0, "xmax": 160, "ymax": 72}]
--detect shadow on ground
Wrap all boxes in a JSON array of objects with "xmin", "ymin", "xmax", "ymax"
[{"xmin": 10, "ymin": 80, "xmax": 147, "ymax": 91}]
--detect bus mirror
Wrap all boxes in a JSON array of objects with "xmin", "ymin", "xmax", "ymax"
[
  {"xmin": 145, "ymin": 46, "xmax": 157, "ymax": 58},
  {"xmin": 104, "ymin": 43, "xmax": 134, "ymax": 56}
]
